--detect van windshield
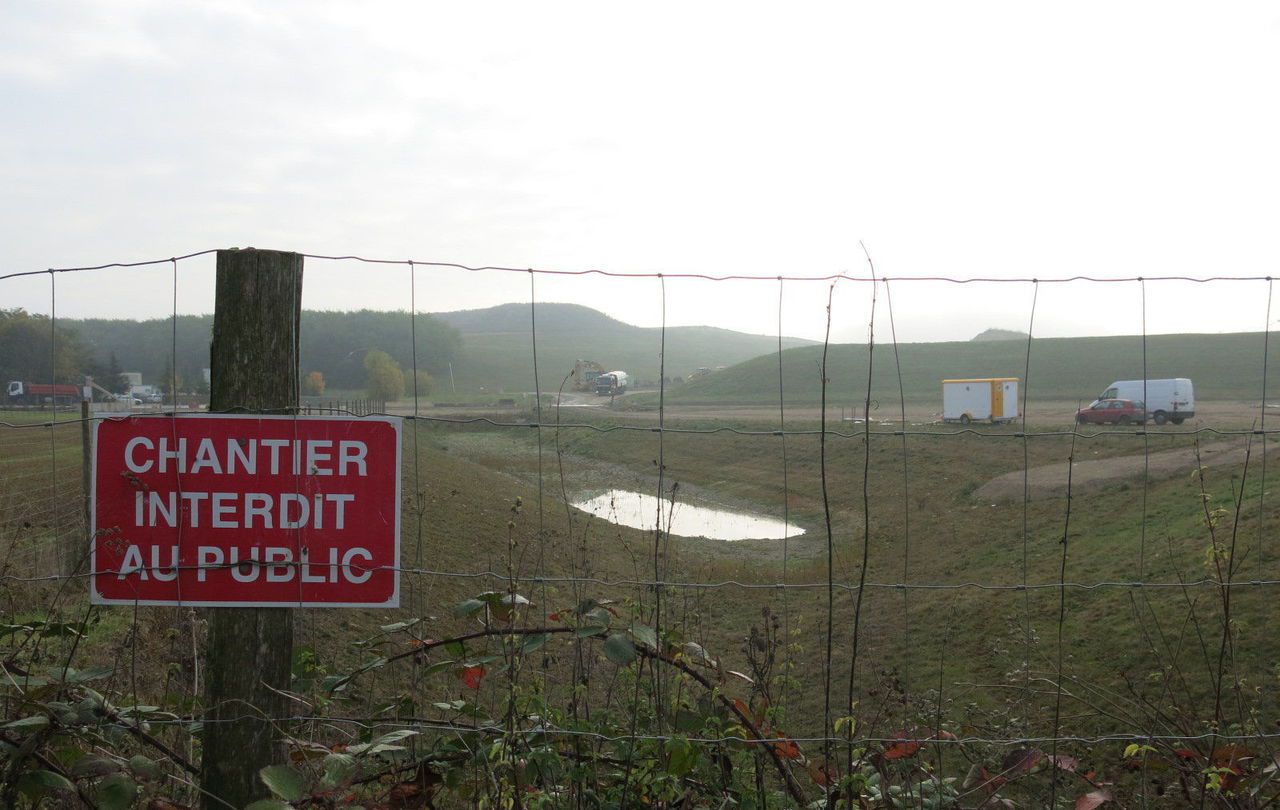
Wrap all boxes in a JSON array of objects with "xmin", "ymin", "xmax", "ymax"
[{"xmin": 1101, "ymin": 388, "xmax": 1118, "ymax": 399}]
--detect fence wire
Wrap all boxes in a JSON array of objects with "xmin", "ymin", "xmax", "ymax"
[{"xmin": 3, "ymin": 249, "xmax": 1278, "ymax": 807}]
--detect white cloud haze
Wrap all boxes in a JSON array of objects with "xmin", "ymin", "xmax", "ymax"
[{"xmin": 3, "ymin": 1, "xmax": 1279, "ymax": 343}]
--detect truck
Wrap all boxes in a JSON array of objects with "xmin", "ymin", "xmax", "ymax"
[
  {"xmin": 942, "ymin": 377, "xmax": 1019, "ymax": 424},
  {"xmin": 6, "ymin": 380, "xmax": 82, "ymax": 407},
  {"xmin": 595, "ymin": 370, "xmax": 630, "ymax": 396},
  {"xmin": 1095, "ymin": 378, "xmax": 1194, "ymax": 425},
  {"xmin": 130, "ymin": 384, "xmax": 160, "ymax": 400}
]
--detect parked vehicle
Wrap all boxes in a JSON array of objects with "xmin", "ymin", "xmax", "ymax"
[
  {"xmin": 1076, "ymin": 398, "xmax": 1147, "ymax": 425},
  {"xmin": 1096, "ymin": 378, "xmax": 1194, "ymax": 425},
  {"xmin": 942, "ymin": 377, "xmax": 1019, "ymax": 424},
  {"xmin": 595, "ymin": 370, "xmax": 629, "ymax": 396},
  {"xmin": 5, "ymin": 380, "xmax": 81, "ymax": 406}
]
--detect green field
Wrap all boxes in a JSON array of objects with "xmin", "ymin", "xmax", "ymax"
[{"xmin": 4, "ymin": 401, "xmax": 1275, "ymax": 806}]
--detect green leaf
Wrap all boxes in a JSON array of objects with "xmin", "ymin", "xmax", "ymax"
[
  {"xmin": 603, "ymin": 634, "xmax": 638, "ymax": 665},
  {"xmin": 379, "ymin": 619, "xmax": 420, "ymax": 633},
  {"xmin": 674, "ymin": 708, "xmax": 705, "ymax": 733},
  {"xmin": 95, "ymin": 773, "xmax": 138, "ymax": 810},
  {"xmin": 576, "ymin": 625, "xmax": 608, "ymax": 638},
  {"xmin": 348, "ymin": 728, "xmax": 419, "ymax": 757},
  {"xmin": 422, "ymin": 659, "xmax": 456, "ymax": 678},
  {"xmin": 320, "ymin": 752, "xmax": 358, "ymax": 790},
  {"xmin": 682, "ymin": 642, "xmax": 716, "ymax": 666},
  {"xmin": 8, "ymin": 674, "xmax": 51, "ymax": 689},
  {"xmin": 665, "ymin": 736, "xmax": 697, "ymax": 776},
  {"xmin": 34, "ymin": 621, "xmax": 86, "ymax": 638},
  {"xmin": 48, "ymin": 701, "xmax": 77, "ymax": 725},
  {"xmin": 0, "ymin": 623, "xmax": 35, "ymax": 640},
  {"xmin": 71, "ymin": 755, "xmax": 120, "ymax": 778},
  {"xmin": 481, "ymin": 591, "xmax": 531, "ymax": 622},
  {"xmin": 17, "ymin": 769, "xmax": 75, "ymax": 798},
  {"xmin": 64, "ymin": 665, "xmax": 114, "ymax": 684},
  {"xmin": 520, "ymin": 633, "xmax": 551, "ymax": 654},
  {"xmin": 128, "ymin": 753, "xmax": 162, "ymax": 780},
  {"xmin": 259, "ymin": 763, "xmax": 308, "ymax": 801},
  {"xmin": 244, "ymin": 801, "xmax": 293, "ymax": 810},
  {"xmin": 454, "ymin": 599, "xmax": 485, "ymax": 618},
  {"xmin": 629, "ymin": 622, "xmax": 658, "ymax": 651},
  {"xmin": 320, "ymin": 674, "xmax": 351, "ymax": 693},
  {"xmin": 3, "ymin": 714, "xmax": 50, "ymax": 730}
]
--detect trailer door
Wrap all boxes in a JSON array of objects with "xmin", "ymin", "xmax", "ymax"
[{"xmin": 990, "ymin": 381, "xmax": 1003, "ymax": 420}]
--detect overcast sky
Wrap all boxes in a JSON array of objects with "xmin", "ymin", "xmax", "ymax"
[{"xmin": 3, "ymin": 1, "xmax": 1279, "ymax": 344}]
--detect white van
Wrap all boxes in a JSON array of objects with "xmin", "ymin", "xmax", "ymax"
[{"xmin": 1097, "ymin": 378, "xmax": 1194, "ymax": 425}]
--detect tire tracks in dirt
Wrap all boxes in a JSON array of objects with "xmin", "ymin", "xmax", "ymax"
[{"xmin": 975, "ymin": 438, "xmax": 1257, "ymax": 503}]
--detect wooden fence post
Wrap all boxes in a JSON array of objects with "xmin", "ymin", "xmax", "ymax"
[{"xmin": 199, "ymin": 248, "xmax": 302, "ymax": 809}]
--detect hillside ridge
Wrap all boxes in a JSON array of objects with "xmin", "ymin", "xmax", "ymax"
[{"xmin": 666, "ymin": 330, "xmax": 1277, "ymax": 404}]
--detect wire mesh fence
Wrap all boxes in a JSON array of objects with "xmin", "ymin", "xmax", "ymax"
[{"xmin": 1, "ymin": 250, "xmax": 1278, "ymax": 807}]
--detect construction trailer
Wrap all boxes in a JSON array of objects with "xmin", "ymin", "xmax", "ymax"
[{"xmin": 942, "ymin": 377, "xmax": 1019, "ymax": 424}]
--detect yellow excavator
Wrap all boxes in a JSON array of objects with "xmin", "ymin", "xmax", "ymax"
[{"xmin": 571, "ymin": 359, "xmax": 606, "ymax": 392}]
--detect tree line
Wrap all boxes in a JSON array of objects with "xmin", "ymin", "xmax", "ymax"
[
  {"xmin": 0, "ymin": 308, "xmax": 129, "ymax": 392},
  {"xmin": 1, "ymin": 308, "xmax": 461, "ymax": 399}
]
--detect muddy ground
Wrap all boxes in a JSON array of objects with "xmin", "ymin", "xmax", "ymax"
[{"xmin": 975, "ymin": 437, "xmax": 1272, "ymax": 502}]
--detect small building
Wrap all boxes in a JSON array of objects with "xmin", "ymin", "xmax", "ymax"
[{"xmin": 942, "ymin": 377, "xmax": 1019, "ymax": 424}]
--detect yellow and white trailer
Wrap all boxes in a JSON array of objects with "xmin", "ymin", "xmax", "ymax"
[{"xmin": 942, "ymin": 377, "xmax": 1019, "ymax": 425}]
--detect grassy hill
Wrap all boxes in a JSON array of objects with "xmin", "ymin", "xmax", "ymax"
[
  {"xmin": 55, "ymin": 304, "xmax": 812, "ymax": 397},
  {"xmin": 433, "ymin": 302, "xmax": 816, "ymax": 392},
  {"xmin": 50, "ymin": 305, "xmax": 1278, "ymax": 407},
  {"xmin": 971, "ymin": 327, "xmax": 1030, "ymax": 342},
  {"xmin": 662, "ymin": 331, "xmax": 1279, "ymax": 405}
]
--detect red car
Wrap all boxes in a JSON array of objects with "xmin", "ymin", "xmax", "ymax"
[{"xmin": 1076, "ymin": 398, "xmax": 1147, "ymax": 425}]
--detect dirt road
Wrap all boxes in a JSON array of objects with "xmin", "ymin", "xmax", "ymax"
[{"xmin": 974, "ymin": 438, "xmax": 1264, "ymax": 503}]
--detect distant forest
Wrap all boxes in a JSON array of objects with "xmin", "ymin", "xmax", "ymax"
[
  {"xmin": 3, "ymin": 303, "xmax": 813, "ymax": 398},
  {"xmin": 0, "ymin": 308, "xmax": 460, "ymax": 394},
  {"xmin": 0, "ymin": 308, "xmax": 127, "ymax": 390}
]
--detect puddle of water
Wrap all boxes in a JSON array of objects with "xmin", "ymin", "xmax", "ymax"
[{"xmin": 571, "ymin": 489, "xmax": 803, "ymax": 541}]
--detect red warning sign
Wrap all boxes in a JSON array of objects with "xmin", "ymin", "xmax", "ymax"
[{"xmin": 91, "ymin": 414, "xmax": 401, "ymax": 607}]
